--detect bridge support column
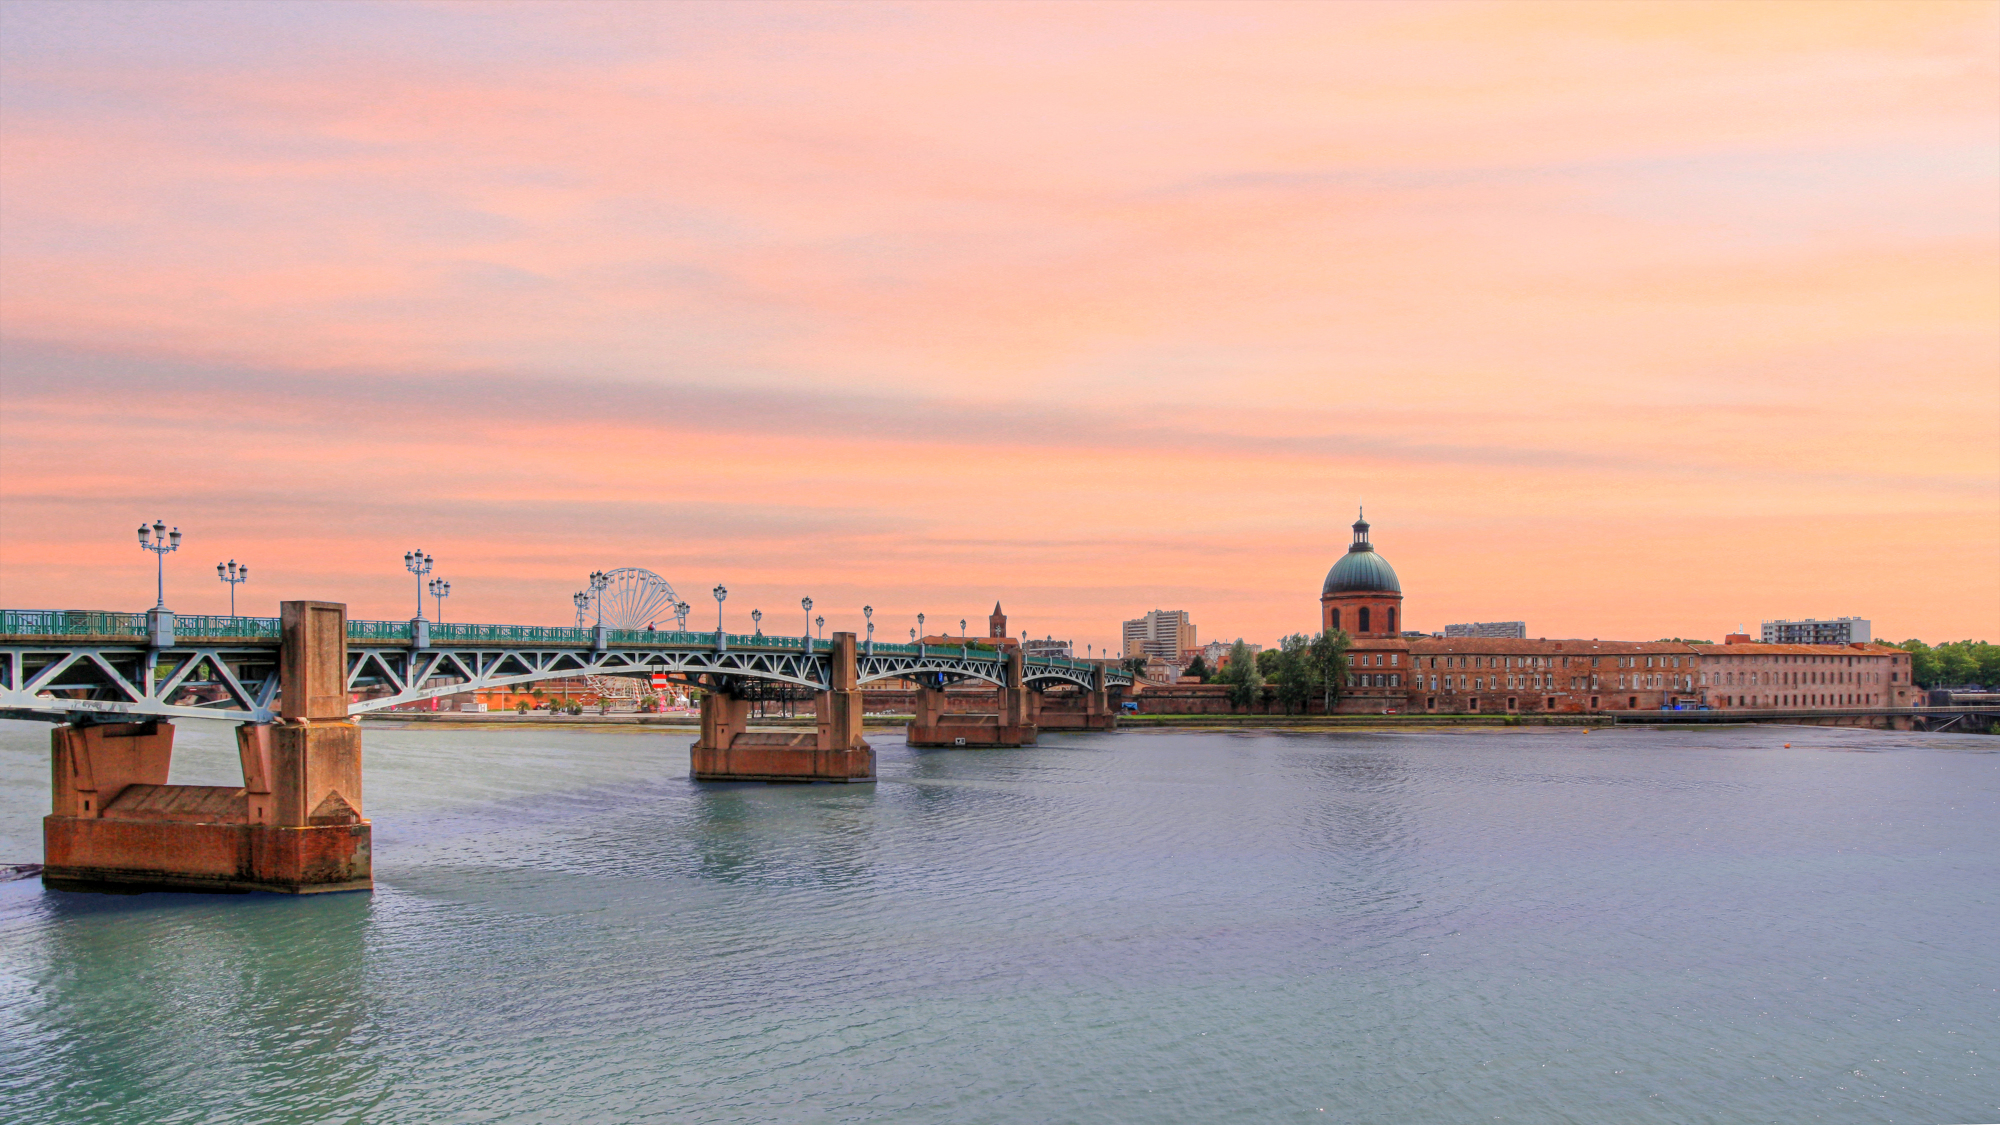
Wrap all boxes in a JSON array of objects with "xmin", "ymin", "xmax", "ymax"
[
  {"xmin": 42, "ymin": 601, "xmax": 371, "ymax": 894},
  {"xmin": 690, "ymin": 632, "xmax": 874, "ymax": 783},
  {"xmin": 1036, "ymin": 683, "xmax": 1119, "ymax": 732},
  {"xmin": 908, "ymin": 650, "xmax": 1039, "ymax": 748}
]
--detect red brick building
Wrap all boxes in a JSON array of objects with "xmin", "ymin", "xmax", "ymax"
[{"xmin": 1316, "ymin": 514, "xmax": 1914, "ymax": 715}]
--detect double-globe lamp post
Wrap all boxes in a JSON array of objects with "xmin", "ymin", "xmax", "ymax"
[
  {"xmin": 216, "ymin": 559, "xmax": 247, "ymax": 616},
  {"xmin": 712, "ymin": 585, "xmax": 727, "ymax": 634},
  {"xmin": 588, "ymin": 571, "xmax": 609, "ymax": 628},
  {"xmin": 429, "ymin": 578, "xmax": 451, "ymax": 623},
  {"xmin": 403, "ymin": 550, "xmax": 433, "ymax": 620},
  {"xmin": 137, "ymin": 520, "xmax": 181, "ymax": 611}
]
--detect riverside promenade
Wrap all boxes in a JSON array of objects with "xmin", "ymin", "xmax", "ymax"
[{"xmin": 363, "ymin": 707, "xmax": 1995, "ymax": 733}]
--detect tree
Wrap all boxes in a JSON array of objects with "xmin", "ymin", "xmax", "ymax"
[
  {"xmin": 1185, "ymin": 654, "xmax": 1211, "ymax": 683},
  {"xmin": 1216, "ymin": 639, "xmax": 1263, "ymax": 710},
  {"xmin": 1909, "ymin": 638, "xmax": 1999, "ymax": 687},
  {"xmin": 1307, "ymin": 628, "xmax": 1352, "ymax": 713},
  {"xmin": 1255, "ymin": 648, "xmax": 1282, "ymax": 678},
  {"xmin": 1893, "ymin": 639, "xmax": 1938, "ymax": 687},
  {"xmin": 1122, "ymin": 656, "xmax": 1148, "ymax": 678},
  {"xmin": 1274, "ymin": 633, "xmax": 1315, "ymax": 715}
]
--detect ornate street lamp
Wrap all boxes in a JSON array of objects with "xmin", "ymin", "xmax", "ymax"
[
  {"xmin": 429, "ymin": 578, "xmax": 451, "ymax": 622},
  {"xmin": 751, "ymin": 608, "xmax": 763, "ymax": 635},
  {"xmin": 713, "ymin": 584, "xmax": 728, "ymax": 632},
  {"xmin": 815, "ymin": 615, "xmax": 824, "ymax": 641},
  {"xmin": 862, "ymin": 605, "xmax": 874, "ymax": 653},
  {"xmin": 801, "ymin": 596, "xmax": 813, "ymax": 644},
  {"xmin": 588, "ymin": 570, "xmax": 609, "ymax": 628},
  {"xmin": 673, "ymin": 599, "xmax": 690, "ymax": 632},
  {"xmin": 573, "ymin": 590, "xmax": 590, "ymax": 629},
  {"xmin": 917, "ymin": 612, "xmax": 925, "ymax": 641},
  {"xmin": 216, "ymin": 558, "xmax": 247, "ymax": 616},
  {"xmin": 138, "ymin": 520, "xmax": 181, "ymax": 610},
  {"xmin": 404, "ymin": 549, "xmax": 433, "ymax": 619},
  {"xmin": 960, "ymin": 618, "xmax": 967, "ymax": 643}
]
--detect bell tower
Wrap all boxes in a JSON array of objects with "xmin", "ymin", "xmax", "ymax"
[{"xmin": 989, "ymin": 602, "xmax": 1007, "ymax": 639}]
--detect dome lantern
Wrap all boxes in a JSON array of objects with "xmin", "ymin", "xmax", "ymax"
[{"xmin": 1322, "ymin": 507, "xmax": 1402, "ymax": 596}]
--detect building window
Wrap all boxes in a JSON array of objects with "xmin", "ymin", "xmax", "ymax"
[
  {"xmin": 1329, "ymin": 609, "xmax": 1339, "ymax": 631},
  {"xmin": 1386, "ymin": 607, "xmax": 1396, "ymax": 633},
  {"xmin": 1359, "ymin": 607, "xmax": 1371, "ymax": 633}
]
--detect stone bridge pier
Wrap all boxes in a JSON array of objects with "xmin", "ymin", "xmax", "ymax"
[
  {"xmin": 42, "ymin": 601, "xmax": 372, "ymax": 894},
  {"xmin": 1034, "ymin": 682, "xmax": 1118, "ymax": 732},
  {"xmin": 908, "ymin": 650, "xmax": 1039, "ymax": 748},
  {"xmin": 691, "ymin": 631, "xmax": 874, "ymax": 782}
]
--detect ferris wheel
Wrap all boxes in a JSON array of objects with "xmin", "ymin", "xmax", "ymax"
[{"xmin": 578, "ymin": 568, "xmax": 680, "ymax": 630}]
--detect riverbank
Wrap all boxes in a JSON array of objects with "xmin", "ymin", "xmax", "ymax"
[{"xmin": 362, "ymin": 711, "xmax": 1608, "ymax": 732}]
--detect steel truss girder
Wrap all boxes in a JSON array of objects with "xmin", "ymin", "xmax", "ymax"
[
  {"xmin": 0, "ymin": 637, "xmax": 1126, "ymax": 723},
  {"xmin": 0, "ymin": 644, "xmax": 280, "ymax": 724},
  {"xmin": 1021, "ymin": 664, "xmax": 1100, "ymax": 690},
  {"xmin": 345, "ymin": 645, "xmax": 833, "ymax": 711},
  {"xmin": 857, "ymin": 651, "xmax": 1007, "ymax": 688}
]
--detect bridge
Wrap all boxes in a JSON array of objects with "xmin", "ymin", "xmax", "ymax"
[
  {"xmin": 3, "ymin": 602, "xmax": 1131, "ymax": 896},
  {"xmin": 0, "ymin": 608, "xmax": 1128, "ymax": 725}
]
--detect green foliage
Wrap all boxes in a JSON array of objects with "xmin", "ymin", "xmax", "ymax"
[
  {"xmin": 1310, "ymin": 629, "xmax": 1352, "ymax": 712},
  {"xmin": 1215, "ymin": 639, "xmax": 1263, "ymax": 710},
  {"xmin": 1894, "ymin": 638, "xmax": 1999, "ymax": 687},
  {"xmin": 1241, "ymin": 630, "xmax": 1355, "ymax": 714},
  {"xmin": 515, "ymin": 701, "xmax": 528, "ymax": 714},
  {"xmin": 1122, "ymin": 656, "xmax": 1148, "ymax": 677},
  {"xmin": 1273, "ymin": 634, "xmax": 1315, "ymax": 715},
  {"xmin": 1184, "ymin": 654, "xmax": 1211, "ymax": 683},
  {"xmin": 1655, "ymin": 637, "xmax": 1714, "ymax": 644}
]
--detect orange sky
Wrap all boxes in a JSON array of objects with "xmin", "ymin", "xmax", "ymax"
[{"xmin": 2, "ymin": 0, "xmax": 1995, "ymax": 650}]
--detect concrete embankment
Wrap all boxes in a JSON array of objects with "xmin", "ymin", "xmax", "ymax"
[{"xmin": 362, "ymin": 711, "xmax": 1611, "ymax": 732}]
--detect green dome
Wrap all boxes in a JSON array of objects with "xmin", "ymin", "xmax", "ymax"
[{"xmin": 1322, "ymin": 513, "xmax": 1401, "ymax": 595}]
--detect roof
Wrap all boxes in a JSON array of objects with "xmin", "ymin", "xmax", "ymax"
[
  {"xmin": 1692, "ymin": 642, "xmax": 1904, "ymax": 658},
  {"xmin": 1323, "ymin": 549, "xmax": 1401, "ymax": 595},
  {"xmin": 1393, "ymin": 638, "xmax": 1905, "ymax": 659},
  {"xmin": 1409, "ymin": 638, "xmax": 1693, "ymax": 656}
]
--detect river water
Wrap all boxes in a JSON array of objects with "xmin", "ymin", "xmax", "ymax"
[{"xmin": 0, "ymin": 719, "xmax": 1992, "ymax": 1124}]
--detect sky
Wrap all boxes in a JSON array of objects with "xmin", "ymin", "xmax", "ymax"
[{"xmin": 1, "ymin": 0, "xmax": 1995, "ymax": 651}]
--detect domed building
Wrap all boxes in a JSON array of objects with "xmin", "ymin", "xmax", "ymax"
[{"xmin": 1321, "ymin": 510, "xmax": 1403, "ymax": 640}]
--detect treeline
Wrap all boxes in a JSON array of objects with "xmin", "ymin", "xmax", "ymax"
[
  {"xmin": 1889, "ymin": 639, "xmax": 1998, "ymax": 688},
  {"xmin": 1187, "ymin": 632, "xmax": 1353, "ymax": 714}
]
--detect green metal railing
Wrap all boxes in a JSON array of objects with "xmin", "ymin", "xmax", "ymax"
[
  {"xmin": 428, "ymin": 622, "xmax": 589, "ymax": 646},
  {"xmin": 346, "ymin": 619, "xmax": 413, "ymax": 643},
  {"xmin": 1, "ymin": 610, "xmax": 1128, "ymax": 681},
  {"xmin": 0, "ymin": 609, "xmax": 149, "ymax": 637},
  {"xmin": 176, "ymin": 614, "xmax": 282, "ymax": 640}
]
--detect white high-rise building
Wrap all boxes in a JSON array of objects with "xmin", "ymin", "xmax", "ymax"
[
  {"xmin": 1761, "ymin": 617, "xmax": 1871, "ymax": 645},
  {"xmin": 1123, "ymin": 609, "xmax": 1196, "ymax": 660}
]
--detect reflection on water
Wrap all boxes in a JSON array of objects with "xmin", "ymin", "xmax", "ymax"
[{"xmin": 1, "ymin": 720, "xmax": 1994, "ymax": 1124}]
